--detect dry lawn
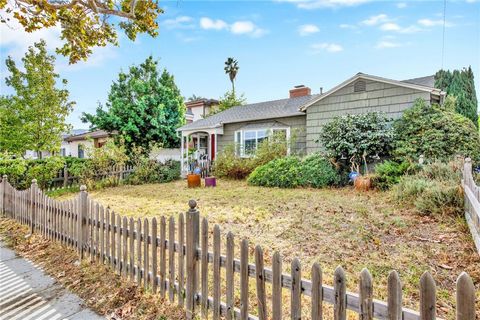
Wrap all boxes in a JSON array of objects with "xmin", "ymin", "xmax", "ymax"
[{"xmin": 55, "ymin": 179, "xmax": 479, "ymax": 319}]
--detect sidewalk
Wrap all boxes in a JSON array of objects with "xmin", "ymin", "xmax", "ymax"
[{"xmin": 0, "ymin": 241, "xmax": 103, "ymax": 320}]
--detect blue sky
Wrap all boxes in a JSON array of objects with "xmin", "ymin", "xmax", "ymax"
[{"xmin": 1, "ymin": 0, "xmax": 479, "ymax": 128}]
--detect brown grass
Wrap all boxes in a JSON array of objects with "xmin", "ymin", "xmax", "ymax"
[
  {"xmin": 55, "ymin": 179, "xmax": 480, "ymax": 319},
  {"xmin": 0, "ymin": 218, "xmax": 185, "ymax": 320}
]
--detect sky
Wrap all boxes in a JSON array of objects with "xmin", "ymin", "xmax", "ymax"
[{"xmin": 0, "ymin": 0, "xmax": 479, "ymax": 129}]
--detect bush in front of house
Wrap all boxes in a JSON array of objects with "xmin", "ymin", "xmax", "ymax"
[
  {"xmin": 214, "ymin": 134, "xmax": 289, "ymax": 180},
  {"xmin": 248, "ymin": 153, "xmax": 340, "ymax": 188},
  {"xmin": 393, "ymin": 161, "xmax": 464, "ymax": 216},
  {"xmin": 298, "ymin": 153, "xmax": 341, "ymax": 188},
  {"xmin": 318, "ymin": 112, "xmax": 394, "ymax": 174},
  {"xmin": 126, "ymin": 159, "xmax": 180, "ymax": 185},
  {"xmin": 247, "ymin": 156, "xmax": 302, "ymax": 188},
  {"xmin": 393, "ymin": 97, "xmax": 480, "ymax": 162}
]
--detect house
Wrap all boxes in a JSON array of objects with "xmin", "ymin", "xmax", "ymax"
[
  {"xmin": 24, "ymin": 129, "xmax": 88, "ymax": 159},
  {"xmin": 64, "ymin": 129, "xmax": 112, "ymax": 158},
  {"xmin": 177, "ymin": 72, "xmax": 445, "ymax": 174},
  {"xmin": 185, "ymin": 99, "xmax": 220, "ymax": 123}
]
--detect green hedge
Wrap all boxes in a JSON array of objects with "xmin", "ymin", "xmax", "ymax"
[
  {"xmin": 0, "ymin": 157, "xmax": 65, "ymax": 189},
  {"xmin": 247, "ymin": 154, "xmax": 340, "ymax": 188}
]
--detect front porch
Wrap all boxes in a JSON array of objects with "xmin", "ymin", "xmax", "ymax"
[{"xmin": 180, "ymin": 127, "xmax": 223, "ymax": 177}]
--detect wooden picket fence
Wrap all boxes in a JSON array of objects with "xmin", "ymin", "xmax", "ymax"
[
  {"xmin": 463, "ymin": 158, "xmax": 480, "ymax": 255},
  {"xmin": 0, "ymin": 175, "xmax": 477, "ymax": 320},
  {"xmin": 50, "ymin": 163, "xmax": 135, "ymax": 188}
]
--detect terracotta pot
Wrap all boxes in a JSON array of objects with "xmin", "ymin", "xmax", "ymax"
[
  {"xmin": 187, "ymin": 174, "xmax": 201, "ymax": 188},
  {"xmin": 354, "ymin": 176, "xmax": 372, "ymax": 191}
]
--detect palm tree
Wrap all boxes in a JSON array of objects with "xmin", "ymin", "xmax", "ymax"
[{"xmin": 224, "ymin": 57, "xmax": 239, "ymax": 95}]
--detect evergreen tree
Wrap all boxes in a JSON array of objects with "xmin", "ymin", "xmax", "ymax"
[
  {"xmin": 83, "ymin": 56, "xmax": 185, "ymax": 155},
  {"xmin": 435, "ymin": 66, "xmax": 478, "ymax": 126}
]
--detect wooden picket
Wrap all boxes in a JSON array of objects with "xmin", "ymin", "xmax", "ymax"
[{"xmin": 0, "ymin": 175, "xmax": 478, "ymax": 320}]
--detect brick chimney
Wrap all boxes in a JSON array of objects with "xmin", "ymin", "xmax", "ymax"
[{"xmin": 289, "ymin": 85, "xmax": 311, "ymax": 98}]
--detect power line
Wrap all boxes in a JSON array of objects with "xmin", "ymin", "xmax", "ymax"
[{"xmin": 441, "ymin": 0, "xmax": 447, "ymax": 69}]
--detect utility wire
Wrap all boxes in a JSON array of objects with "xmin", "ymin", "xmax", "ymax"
[{"xmin": 441, "ymin": 0, "xmax": 447, "ymax": 69}]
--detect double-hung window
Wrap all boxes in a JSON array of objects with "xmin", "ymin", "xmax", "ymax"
[{"xmin": 234, "ymin": 127, "xmax": 289, "ymax": 157}]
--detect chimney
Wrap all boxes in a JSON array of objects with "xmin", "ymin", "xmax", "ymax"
[
  {"xmin": 289, "ymin": 85, "xmax": 311, "ymax": 98},
  {"xmin": 320, "ymin": 87, "xmax": 323, "ymax": 95}
]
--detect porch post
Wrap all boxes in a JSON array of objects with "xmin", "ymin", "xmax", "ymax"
[
  {"xmin": 181, "ymin": 132, "xmax": 185, "ymax": 174},
  {"xmin": 214, "ymin": 133, "xmax": 217, "ymax": 160}
]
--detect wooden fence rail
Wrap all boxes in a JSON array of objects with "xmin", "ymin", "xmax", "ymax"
[
  {"xmin": 0, "ymin": 174, "xmax": 477, "ymax": 320},
  {"xmin": 463, "ymin": 158, "xmax": 480, "ymax": 255}
]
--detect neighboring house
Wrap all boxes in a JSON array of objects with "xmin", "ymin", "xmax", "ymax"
[
  {"xmin": 185, "ymin": 99, "xmax": 219, "ymax": 123},
  {"xmin": 24, "ymin": 129, "xmax": 88, "ymax": 159},
  {"xmin": 177, "ymin": 72, "xmax": 445, "ymax": 173},
  {"xmin": 64, "ymin": 129, "xmax": 112, "ymax": 158}
]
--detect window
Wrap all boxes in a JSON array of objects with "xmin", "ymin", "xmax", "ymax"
[
  {"xmin": 78, "ymin": 145, "xmax": 85, "ymax": 158},
  {"xmin": 234, "ymin": 128, "xmax": 289, "ymax": 157}
]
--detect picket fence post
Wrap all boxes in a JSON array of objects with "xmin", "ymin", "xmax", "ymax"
[
  {"xmin": 30, "ymin": 179, "xmax": 37, "ymax": 234},
  {"xmin": 78, "ymin": 185, "xmax": 88, "ymax": 259},
  {"xmin": 63, "ymin": 163, "xmax": 69, "ymax": 188},
  {"xmin": 186, "ymin": 199, "xmax": 199, "ymax": 319},
  {"xmin": 1, "ymin": 175, "xmax": 6, "ymax": 217}
]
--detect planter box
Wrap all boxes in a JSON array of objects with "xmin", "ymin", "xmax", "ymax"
[{"xmin": 205, "ymin": 177, "xmax": 217, "ymax": 187}]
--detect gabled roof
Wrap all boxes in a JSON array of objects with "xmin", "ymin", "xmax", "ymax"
[
  {"xmin": 177, "ymin": 94, "xmax": 320, "ymax": 132},
  {"xmin": 402, "ymin": 75, "xmax": 435, "ymax": 88},
  {"xmin": 299, "ymin": 72, "xmax": 444, "ymax": 111},
  {"xmin": 65, "ymin": 129, "xmax": 113, "ymax": 142}
]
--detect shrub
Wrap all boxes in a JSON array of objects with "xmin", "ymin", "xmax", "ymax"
[
  {"xmin": 318, "ymin": 112, "xmax": 394, "ymax": 173},
  {"xmin": 298, "ymin": 153, "xmax": 340, "ymax": 188},
  {"xmin": 25, "ymin": 157, "xmax": 65, "ymax": 189},
  {"xmin": 71, "ymin": 139, "xmax": 128, "ymax": 189},
  {"xmin": 0, "ymin": 158, "xmax": 28, "ymax": 188},
  {"xmin": 248, "ymin": 156, "xmax": 302, "ymax": 188},
  {"xmin": 372, "ymin": 160, "xmax": 418, "ymax": 190},
  {"xmin": 393, "ymin": 97, "xmax": 480, "ymax": 162},
  {"xmin": 393, "ymin": 161, "xmax": 464, "ymax": 216},
  {"xmin": 214, "ymin": 134, "xmax": 288, "ymax": 180},
  {"xmin": 126, "ymin": 159, "xmax": 180, "ymax": 185},
  {"xmin": 248, "ymin": 154, "xmax": 340, "ymax": 189}
]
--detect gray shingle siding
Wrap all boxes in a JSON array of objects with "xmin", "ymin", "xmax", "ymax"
[
  {"xmin": 305, "ymin": 79, "xmax": 431, "ymax": 153},
  {"xmin": 217, "ymin": 115, "xmax": 307, "ymax": 155}
]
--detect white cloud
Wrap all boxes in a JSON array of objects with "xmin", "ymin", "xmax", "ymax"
[
  {"xmin": 361, "ymin": 14, "xmax": 389, "ymax": 26},
  {"xmin": 311, "ymin": 42, "xmax": 343, "ymax": 53},
  {"xmin": 339, "ymin": 23, "xmax": 357, "ymax": 29},
  {"xmin": 162, "ymin": 16, "xmax": 194, "ymax": 29},
  {"xmin": 418, "ymin": 18, "xmax": 453, "ymax": 27},
  {"xmin": 231, "ymin": 21, "xmax": 255, "ymax": 34},
  {"xmin": 375, "ymin": 41, "xmax": 402, "ymax": 49},
  {"xmin": 380, "ymin": 22, "xmax": 401, "ymax": 31},
  {"xmin": 298, "ymin": 24, "xmax": 320, "ymax": 36},
  {"xmin": 380, "ymin": 22, "xmax": 421, "ymax": 33},
  {"xmin": 200, "ymin": 18, "xmax": 267, "ymax": 38},
  {"xmin": 200, "ymin": 17, "xmax": 228, "ymax": 31},
  {"xmin": 277, "ymin": 0, "xmax": 370, "ymax": 9},
  {"xmin": 396, "ymin": 2, "xmax": 407, "ymax": 8}
]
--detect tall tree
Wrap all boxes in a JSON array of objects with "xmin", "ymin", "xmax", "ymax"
[
  {"xmin": 435, "ymin": 66, "xmax": 478, "ymax": 126},
  {"xmin": 1, "ymin": 40, "xmax": 74, "ymax": 157},
  {"xmin": 0, "ymin": 0, "xmax": 162, "ymax": 64},
  {"xmin": 224, "ymin": 57, "xmax": 239, "ymax": 95},
  {"xmin": 82, "ymin": 56, "xmax": 185, "ymax": 155}
]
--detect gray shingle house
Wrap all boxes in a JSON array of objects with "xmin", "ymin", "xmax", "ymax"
[{"xmin": 178, "ymin": 72, "xmax": 445, "ymax": 173}]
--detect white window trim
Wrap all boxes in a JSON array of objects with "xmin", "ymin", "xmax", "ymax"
[{"xmin": 234, "ymin": 127, "xmax": 290, "ymax": 157}]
